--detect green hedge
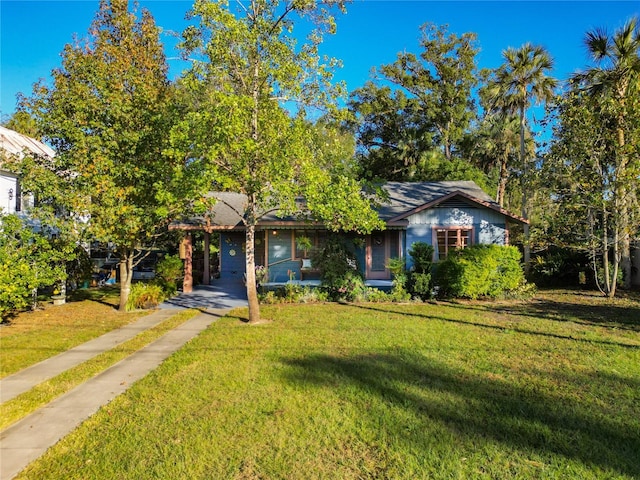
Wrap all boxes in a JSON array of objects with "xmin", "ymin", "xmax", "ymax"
[{"xmin": 434, "ymin": 245, "xmax": 524, "ymax": 299}]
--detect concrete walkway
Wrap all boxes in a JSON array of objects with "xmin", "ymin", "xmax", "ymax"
[
  {"xmin": 0, "ymin": 283, "xmax": 248, "ymax": 480},
  {"xmin": 0, "ymin": 309, "xmax": 177, "ymax": 403}
]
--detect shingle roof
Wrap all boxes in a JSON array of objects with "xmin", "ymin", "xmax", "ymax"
[
  {"xmin": 170, "ymin": 192, "xmax": 247, "ymax": 231},
  {"xmin": 375, "ymin": 181, "xmax": 495, "ymax": 220},
  {"xmin": 170, "ymin": 181, "xmax": 526, "ymax": 230}
]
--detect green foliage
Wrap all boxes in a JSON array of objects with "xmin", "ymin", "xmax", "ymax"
[
  {"xmin": 408, "ymin": 242, "xmax": 434, "ymax": 273},
  {"xmin": 311, "ymin": 236, "xmax": 365, "ymax": 301},
  {"xmin": 2, "ymin": 110, "xmax": 40, "ymax": 138},
  {"xmin": 434, "ymin": 245, "xmax": 525, "ymax": 299},
  {"xmin": 155, "ymin": 254, "xmax": 183, "ymax": 295},
  {"xmin": 348, "ymin": 23, "xmax": 481, "ymax": 181},
  {"xmin": 0, "ymin": 215, "xmax": 68, "ymax": 320},
  {"xmin": 125, "ymin": 282, "xmax": 166, "ymax": 311},
  {"xmin": 529, "ymin": 249, "xmax": 589, "ymax": 288},
  {"xmin": 544, "ymin": 17, "xmax": 640, "ymax": 294},
  {"xmin": 296, "ymin": 236, "xmax": 313, "ymax": 257},
  {"xmin": 410, "ymin": 272, "xmax": 433, "ymax": 300},
  {"xmin": 17, "ymin": 0, "xmax": 191, "ymax": 310},
  {"xmin": 255, "ymin": 265, "xmax": 269, "ymax": 286},
  {"xmin": 408, "ymin": 242, "xmax": 434, "ymax": 300},
  {"xmin": 259, "ymin": 286, "xmax": 328, "ymax": 304},
  {"xmin": 174, "ymin": 0, "xmax": 381, "ymax": 323},
  {"xmin": 66, "ymin": 245, "xmax": 94, "ymax": 288},
  {"xmin": 386, "ymin": 257, "xmax": 405, "ymax": 277}
]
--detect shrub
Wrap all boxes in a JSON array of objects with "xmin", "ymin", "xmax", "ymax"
[
  {"xmin": 529, "ymin": 248, "xmax": 589, "ymax": 287},
  {"xmin": 408, "ymin": 242, "xmax": 434, "ymax": 273},
  {"xmin": 312, "ymin": 236, "xmax": 364, "ymax": 301},
  {"xmin": 126, "ymin": 283, "xmax": 166, "ymax": 311},
  {"xmin": 434, "ymin": 245, "xmax": 525, "ymax": 299},
  {"xmin": 258, "ymin": 286, "xmax": 328, "ymax": 304},
  {"xmin": 0, "ymin": 215, "xmax": 68, "ymax": 321},
  {"xmin": 410, "ymin": 272, "xmax": 432, "ymax": 300},
  {"xmin": 154, "ymin": 254, "xmax": 183, "ymax": 296},
  {"xmin": 408, "ymin": 242, "xmax": 435, "ymax": 300},
  {"xmin": 156, "ymin": 255, "xmax": 183, "ymax": 285}
]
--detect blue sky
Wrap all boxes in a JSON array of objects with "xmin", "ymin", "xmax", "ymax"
[{"xmin": 1, "ymin": 0, "xmax": 639, "ymax": 120}]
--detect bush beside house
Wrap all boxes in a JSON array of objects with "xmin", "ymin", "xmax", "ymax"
[{"xmin": 434, "ymin": 244, "xmax": 525, "ymax": 299}]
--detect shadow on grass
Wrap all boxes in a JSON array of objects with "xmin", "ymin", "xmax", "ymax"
[
  {"xmin": 281, "ymin": 351, "xmax": 640, "ymax": 477},
  {"xmin": 485, "ymin": 296, "xmax": 640, "ymax": 331},
  {"xmin": 352, "ymin": 303, "xmax": 640, "ymax": 350},
  {"xmin": 68, "ymin": 286, "xmax": 120, "ymax": 309}
]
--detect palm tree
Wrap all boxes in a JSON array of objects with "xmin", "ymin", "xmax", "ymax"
[
  {"xmin": 485, "ymin": 43, "xmax": 557, "ymax": 270},
  {"xmin": 474, "ymin": 112, "xmax": 530, "ymax": 208},
  {"xmin": 572, "ymin": 17, "xmax": 640, "ymax": 290}
]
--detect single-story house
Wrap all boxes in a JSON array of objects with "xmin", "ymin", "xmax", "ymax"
[{"xmin": 172, "ymin": 181, "xmax": 527, "ymax": 285}]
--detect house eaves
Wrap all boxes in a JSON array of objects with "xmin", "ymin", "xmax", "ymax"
[{"xmin": 387, "ymin": 189, "xmax": 529, "ymax": 225}]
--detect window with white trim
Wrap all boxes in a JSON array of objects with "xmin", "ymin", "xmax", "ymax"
[{"xmin": 436, "ymin": 228, "xmax": 472, "ymax": 259}]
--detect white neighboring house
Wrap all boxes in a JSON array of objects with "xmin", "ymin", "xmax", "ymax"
[{"xmin": 0, "ymin": 125, "xmax": 55, "ymax": 215}]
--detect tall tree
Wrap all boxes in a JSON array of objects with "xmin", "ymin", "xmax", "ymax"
[
  {"xmin": 544, "ymin": 87, "xmax": 625, "ymax": 296},
  {"xmin": 348, "ymin": 23, "xmax": 480, "ymax": 181},
  {"xmin": 572, "ymin": 17, "xmax": 640, "ymax": 289},
  {"xmin": 484, "ymin": 43, "xmax": 557, "ymax": 269},
  {"xmin": 174, "ymin": 0, "xmax": 382, "ymax": 323},
  {"xmin": 378, "ymin": 23, "xmax": 479, "ymax": 160},
  {"xmin": 18, "ymin": 0, "xmax": 187, "ymax": 310},
  {"xmin": 470, "ymin": 112, "xmax": 523, "ymax": 207}
]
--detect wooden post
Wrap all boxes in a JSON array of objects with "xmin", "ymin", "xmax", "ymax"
[
  {"xmin": 203, "ymin": 231, "xmax": 210, "ymax": 285},
  {"xmin": 183, "ymin": 234, "xmax": 193, "ymax": 293}
]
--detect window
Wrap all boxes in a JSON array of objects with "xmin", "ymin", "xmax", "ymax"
[
  {"xmin": 436, "ymin": 228, "xmax": 472, "ymax": 259},
  {"xmin": 294, "ymin": 230, "xmax": 326, "ymax": 259}
]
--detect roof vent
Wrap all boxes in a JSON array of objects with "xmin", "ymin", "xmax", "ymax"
[{"xmin": 437, "ymin": 198, "xmax": 476, "ymax": 209}]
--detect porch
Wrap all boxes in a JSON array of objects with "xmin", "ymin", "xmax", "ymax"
[{"xmin": 260, "ymin": 279, "xmax": 394, "ymax": 290}]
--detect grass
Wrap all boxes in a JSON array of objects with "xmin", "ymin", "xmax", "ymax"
[
  {"xmin": 0, "ymin": 309, "xmax": 198, "ymax": 430},
  {"xmin": 14, "ymin": 289, "xmax": 640, "ymax": 479},
  {"xmin": 0, "ymin": 286, "xmax": 146, "ymax": 377}
]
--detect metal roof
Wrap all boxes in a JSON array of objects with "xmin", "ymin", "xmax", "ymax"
[{"xmin": 0, "ymin": 126, "xmax": 55, "ymax": 161}]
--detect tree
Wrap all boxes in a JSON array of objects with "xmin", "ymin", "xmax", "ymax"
[
  {"xmin": 174, "ymin": 0, "xmax": 382, "ymax": 324},
  {"xmin": 0, "ymin": 215, "xmax": 68, "ymax": 321},
  {"xmin": 378, "ymin": 23, "xmax": 479, "ymax": 160},
  {"xmin": 348, "ymin": 23, "xmax": 480, "ymax": 180},
  {"xmin": 572, "ymin": 17, "xmax": 640, "ymax": 289},
  {"xmin": 484, "ymin": 43, "xmax": 557, "ymax": 270},
  {"xmin": 469, "ymin": 111, "xmax": 532, "ymax": 208},
  {"xmin": 544, "ymin": 88, "xmax": 624, "ymax": 296},
  {"xmin": 2, "ymin": 110, "xmax": 40, "ymax": 138},
  {"xmin": 18, "ymin": 0, "xmax": 188, "ymax": 310}
]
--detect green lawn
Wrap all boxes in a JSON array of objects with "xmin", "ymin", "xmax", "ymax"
[
  {"xmin": 17, "ymin": 290, "xmax": 640, "ymax": 479},
  {"xmin": 0, "ymin": 287, "xmax": 145, "ymax": 377}
]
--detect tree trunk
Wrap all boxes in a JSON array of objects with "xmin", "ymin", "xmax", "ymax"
[
  {"xmin": 519, "ymin": 103, "xmax": 531, "ymax": 273},
  {"xmin": 497, "ymin": 149, "xmax": 509, "ymax": 207},
  {"xmin": 246, "ymin": 43, "xmax": 262, "ymax": 324},
  {"xmin": 609, "ymin": 223, "xmax": 620, "ymax": 298},
  {"xmin": 118, "ymin": 250, "xmax": 134, "ymax": 311},
  {"xmin": 245, "ymin": 220, "xmax": 261, "ymax": 324},
  {"xmin": 602, "ymin": 208, "xmax": 611, "ymax": 296}
]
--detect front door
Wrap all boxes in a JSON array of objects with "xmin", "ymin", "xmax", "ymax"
[{"xmin": 367, "ymin": 232, "xmax": 389, "ymax": 279}]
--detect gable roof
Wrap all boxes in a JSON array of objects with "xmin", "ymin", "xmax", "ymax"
[
  {"xmin": 378, "ymin": 181, "xmax": 527, "ymax": 225},
  {"xmin": 170, "ymin": 181, "xmax": 527, "ymax": 231},
  {"xmin": 0, "ymin": 126, "xmax": 55, "ymax": 162}
]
